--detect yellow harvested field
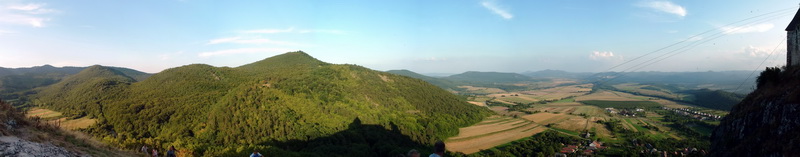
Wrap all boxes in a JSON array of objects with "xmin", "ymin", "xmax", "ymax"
[
  {"xmin": 26, "ymin": 107, "xmax": 97, "ymax": 130},
  {"xmin": 522, "ymin": 113, "xmax": 571, "ymax": 124},
  {"xmin": 458, "ymin": 86, "xmax": 506, "ymax": 93},
  {"xmin": 447, "ymin": 116, "xmax": 547, "ymax": 154},
  {"xmin": 467, "ymin": 101, "xmax": 487, "ymax": 107},
  {"xmin": 574, "ymin": 90, "xmax": 641, "ymax": 101},
  {"xmin": 489, "ymin": 106, "xmax": 508, "ymax": 113},
  {"xmin": 26, "ymin": 108, "xmax": 63, "ymax": 119},
  {"xmin": 554, "ymin": 116, "xmax": 590, "ymax": 131},
  {"xmin": 519, "ymin": 84, "xmax": 593, "ymax": 101}
]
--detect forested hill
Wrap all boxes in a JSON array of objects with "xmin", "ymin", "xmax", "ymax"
[
  {"xmin": 0, "ymin": 65, "xmax": 150, "ymax": 106},
  {"xmin": 35, "ymin": 65, "xmax": 136, "ymax": 118},
  {"xmin": 386, "ymin": 69, "xmax": 459, "ymax": 90},
  {"xmin": 33, "ymin": 51, "xmax": 492, "ymax": 156}
]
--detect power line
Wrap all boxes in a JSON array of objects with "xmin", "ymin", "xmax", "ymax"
[
  {"xmin": 733, "ymin": 37, "xmax": 786, "ymax": 93},
  {"xmin": 591, "ymin": 8, "xmax": 796, "ymax": 86},
  {"xmin": 599, "ymin": 6, "xmax": 799, "ymax": 73}
]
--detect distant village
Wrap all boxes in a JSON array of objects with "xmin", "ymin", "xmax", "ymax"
[
  {"xmin": 556, "ymin": 139, "xmax": 605, "ymax": 156},
  {"xmin": 603, "ymin": 106, "xmax": 722, "ymax": 120},
  {"xmin": 604, "ymin": 108, "xmax": 646, "ymax": 117},
  {"xmin": 661, "ymin": 107, "xmax": 722, "ymax": 121}
]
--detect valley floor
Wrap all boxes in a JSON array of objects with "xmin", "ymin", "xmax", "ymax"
[{"xmin": 448, "ymin": 82, "xmax": 722, "ymax": 155}]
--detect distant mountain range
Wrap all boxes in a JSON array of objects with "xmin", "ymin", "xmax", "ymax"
[
  {"xmin": 0, "ymin": 65, "xmax": 150, "ymax": 105},
  {"xmin": 388, "ymin": 69, "xmax": 757, "ymax": 94}
]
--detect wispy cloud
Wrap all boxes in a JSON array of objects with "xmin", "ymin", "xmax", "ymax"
[
  {"xmin": 207, "ymin": 36, "xmax": 302, "ymax": 46},
  {"xmin": 243, "ymin": 27, "xmax": 345, "ymax": 34},
  {"xmin": 0, "ymin": 2, "xmax": 57, "ymax": 27},
  {"xmin": 743, "ymin": 45, "xmax": 781, "ymax": 57},
  {"xmin": 8, "ymin": 3, "xmax": 55, "ymax": 14},
  {"xmin": 0, "ymin": 29, "xmax": 13, "ymax": 35},
  {"xmin": 481, "ymin": 0, "xmax": 513, "ymax": 20},
  {"xmin": 198, "ymin": 48, "xmax": 296, "ymax": 57},
  {"xmin": 720, "ymin": 23, "xmax": 774, "ymax": 34},
  {"xmin": 590, "ymin": 51, "xmax": 623, "ymax": 61},
  {"xmin": 637, "ymin": 1, "xmax": 687, "ymax": 17}
]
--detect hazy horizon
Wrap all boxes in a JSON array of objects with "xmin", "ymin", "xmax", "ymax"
[{"xmin": 0, "ymin": 0, "xmax": 795, "ymax": 74}]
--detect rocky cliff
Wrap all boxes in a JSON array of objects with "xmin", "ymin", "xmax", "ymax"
[
  {"xmin": 710, "ymin": 66, "xmax": 800, "ymax": 156},
  {"xmin": 0, "ymin": 136, "xmax": 80, "ymax": 157}
]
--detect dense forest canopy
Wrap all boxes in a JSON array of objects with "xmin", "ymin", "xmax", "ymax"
[{"xmin": 32, "ymin": 51, "xmax": 492, "ymax": 156}]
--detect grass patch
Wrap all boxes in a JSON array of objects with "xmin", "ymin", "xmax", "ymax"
[
  {"xmin": 552, "ymin": 98, "xmax": 575, "ymax": 103},
  {"xmin": 689, "ymin": 124, "xmax": 714, "ymax": 137},
  {"xmin": 549, "ymin": 127, "xmax": 580, "ymax": 136},
  {"xmin": 624, "ymin": 118, "xmax": 647, "ymax": 132}
]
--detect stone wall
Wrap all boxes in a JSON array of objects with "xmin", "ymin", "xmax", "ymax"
[{"xmin": 789, "ymin": 30, "xmax": 800, "ymax": 66}]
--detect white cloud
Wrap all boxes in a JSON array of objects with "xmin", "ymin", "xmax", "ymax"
[
  {"xmin": 720, "ymin": 23, "xmax": 774, "ymax": 34},
  {"xmin": 590, "ymin": 51, "xmax": 623, "ymax": 60},
  {"xmin": 743, "ymin": 45, "xmax": 777, "ymax": 57},
  {"xmin": 481, "ymin": 0, "xmax": 513, "ymax": 20},
  {"xmin": 207, "ymin": 36, "xmax": 302, "ymax": 46},
  {"xmin": 0, "ymin": 2, "xmax": 56, "ymax": 27},
  {"xmin": 7, "ymin": 3, "xmax": 55, "ymax": 14},
  {"xmin": 198, "ymin": 48, "xmax": 296, "ymax": 57},
  {"xmin": 637, "ymin": 1, "xmax": 687, "ymax": 17}
]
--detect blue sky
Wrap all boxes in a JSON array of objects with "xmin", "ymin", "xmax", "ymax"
[{"xmin": 0, "ymin": 0, "xmax": 796, "ymax": 74}]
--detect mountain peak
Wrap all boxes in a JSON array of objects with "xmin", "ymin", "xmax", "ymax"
[
  {"xmin": 237, "ymin": 51, "xmax": 327, "ymax": 71},
  {"xmin": 74, "ymin": 65, "xmax": 135, "ymax": 82}
]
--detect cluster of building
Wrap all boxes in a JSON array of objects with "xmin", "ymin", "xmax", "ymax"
[
  {"xmin": 661, "ymin": 107, "xmax": 722, "ymax": 120},
  {"xmin": 556, "ymin": 140, "xmax": 605, "ymax": 156},
  {"xmin": 605, "ymin": 107, "xmax": 645, "ymax": 117}
]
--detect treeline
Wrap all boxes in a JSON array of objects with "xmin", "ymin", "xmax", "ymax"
[{"xmin": 33, "ymin": 52, "xmax": 492, "ymax": 156}]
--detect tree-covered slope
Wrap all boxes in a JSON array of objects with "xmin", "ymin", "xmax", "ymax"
[
  {"xmin": 0, "ymin": 65, "xmax": 150, "ymax": 106},
  {"xmin": 34, "ymin": 65, "xmax": 136, "ymax": 118},
  {"xmin": 35, "ymin": 51, "xmax": 491, "ymax": 156},
  {"xmin": 684, "ymin": 89, "xmax": 744, "ymax": 111},
  {"xmin": 386, "ymin": 69, "xmax": 459, "ymax": 90}
]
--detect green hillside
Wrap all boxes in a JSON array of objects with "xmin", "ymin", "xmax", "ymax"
[
  {"xmin": 34, "ymin": 51, "xmax": 491, "ymax": 156},
  {"xmin": 386, "ymin": 69, "xmax": 459, "ymax": 90},
  {"xmin": 34, "ymin": 65, "xmax": 136, "ymax": 119},
  {"xmin": 0, "ymin": 65, "xmax": 150, "ymax": 107}
]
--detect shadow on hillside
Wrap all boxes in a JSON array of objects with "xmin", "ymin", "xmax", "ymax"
[{"xmin": 260, "ymin": 118, "xmax": 433, "ymax": 157}]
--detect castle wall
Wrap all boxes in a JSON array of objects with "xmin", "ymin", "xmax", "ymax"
[{"xmin": 789, "ymin": 30, "xmax": 800, "ymax": 66}]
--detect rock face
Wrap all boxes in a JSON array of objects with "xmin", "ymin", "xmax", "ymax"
[
  {"xmin": 0, "ymin": 136, "xmax": 82, "ymax": 157},
  {"xmin": 710, "ymin": 67, "xmax": 800, "ymax": 157}
]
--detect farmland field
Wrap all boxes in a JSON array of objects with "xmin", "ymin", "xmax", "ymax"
[
  {"xmin": 451, "ymin": 81, "xmax": 724, "ymax": 155},
  {"xmin": 446, "ymin": 116, "xmax": 547, "ymax": 154},
  {"xmin": 25, "ymin": 107, "xmax": 97, "ymax": 130},
  {"xmin": 579, "ymin": 100, "xmax": 661, "ymax": 109}
]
